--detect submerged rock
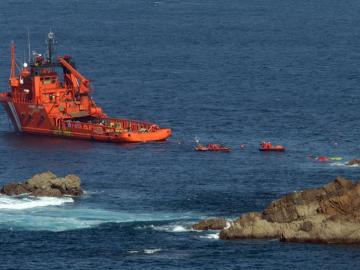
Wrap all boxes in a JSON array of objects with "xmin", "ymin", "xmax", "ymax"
[
  {"xmin": 195, "ymin": 177, "xmax": 360, "ymax": 244},
  {"xmin": 192, "ymin": 218, "xmax": 227, "ymax": 230},
  {"xmin": 1, "ymin": 171, "xmax": 83, "ymax": 197},
  {"xmin": 346, "ymin": 159, "xmax": 360, "ymax": 166}
]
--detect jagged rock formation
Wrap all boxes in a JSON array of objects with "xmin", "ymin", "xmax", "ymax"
[
  {"xmin": 195, "ymin": 177, "xmax": 360, "ymax": 244},
  {"xmin": 1, "ymin": 171, "xmax": 83, "ymax": 197},
  {"xmin": 192, "ymin": 218, "xmax": 227, "ymax": 230}
]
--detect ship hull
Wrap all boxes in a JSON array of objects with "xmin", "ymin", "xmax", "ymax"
[
  {"xmin": 0, "ymin": 98, "xmax": 171, "ymax": 143},
  {"xmin": 1, "ymin": 100, "xmax": 23, "ymax": 132},
  {"xmin": 21, "ymin": 126, "xmax": 172, "ymax": 143}
]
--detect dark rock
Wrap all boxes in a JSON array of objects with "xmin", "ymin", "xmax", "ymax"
[
  {"xmin": 192, "ymin": 218, "xmax": 227, "ymax": 230},
  {"xmin": 299, "ymin": 221, "xmax": 313, "ymax": 232},
  {"xmin": 196, "ymin": 177, "xmax": 360, "ymax": 244},
  {"xmin": 346, "ymin": 159, "xmax": 360, "ymax": 166},
  {"xmin": 1, "ymin": 171, "xmax": 83, "ymax": 197},
  {"xmin": 1, "ymin": 183, "xmax": 29, "ymax": 196},
  {"xmin": 32, "ymin": 188, "xmax": 63, "ymax": 197}
]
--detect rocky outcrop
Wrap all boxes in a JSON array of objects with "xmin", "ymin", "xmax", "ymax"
[
  {"xmin": 192, "ymin": 218, "xmax": 227, "ymax": 230},
  {"xmin": 0, "ymin": 171, "xmax": 83, "ymax": 197},
  {"xmin": 195, "ymin": 177, "xmax": 360, "ymax": 244},
  {"xmin": 346, "ymin": 159, "xmax": 360, "ymax": 166}
]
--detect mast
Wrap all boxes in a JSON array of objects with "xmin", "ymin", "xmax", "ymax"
[
  {"xmin": 9, "ymin": 41, "xmax": 19, "ymax": 87},
  {"xmin": 10, "ymin": 41, "xmax": 16, "ymax": 79},
  {"xmin": 46, "ymin": 31, "xmax": 55, "ymax": 63},
  {"xmin": 27, "ymin": 29, "xmax": 31, "ymax": 64}
]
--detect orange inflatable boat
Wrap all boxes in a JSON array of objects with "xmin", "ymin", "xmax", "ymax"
[
  {"xmin": 259, "ymin": 142, "xmax": 285, "ymax": 152},
  {"xmin": 0, "ymin": 32, "xmax": 171, "ymax": 143},
  {"xmin": 195, "ymin": 144, "xmax": 231, "ymax": 152}
]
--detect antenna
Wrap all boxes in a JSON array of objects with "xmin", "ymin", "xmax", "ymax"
[{"xmin": 27, "ymin": 28, "xmax": 31, "ymax": 64}]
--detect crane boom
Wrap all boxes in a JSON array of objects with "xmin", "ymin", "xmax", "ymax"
[{"xmin": 58, "ymin": 56, "xmax": 90, "ymax": 93}]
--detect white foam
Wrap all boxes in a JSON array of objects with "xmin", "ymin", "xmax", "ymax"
[
  {"xmin": 0, "ymin": 196, "xmax": 73, "ymax": 210},
  {"xmin": 154, "ymin": 224, "xmax": 190, "ymax": 232},
  {"xmin": 138, "ymin": 223, "xmax": 192, "ymax": 232},
  {"xmin": 224, "ymin": 221, "xmax": 231, "ymax": 229},
  {"xmin": 140, "ymin": 219, "xmax": 232, "ymax": 233},
  {"xmin": 144, "ymin": 248, "xmax": 161, "ymax": 254},
  {"xmin": 199, "ymin": 233, "xmax": 219, "ymax": 240},
  {"xmin": 330, "ymin": 162, "xmax": 359, "ymax": 167},
  {"xmin": 171, "ymin": 225, "xmax": 189, "ymax": 232},
  {"xmin": 0, "ymin": 198, "xmax": 197, "ymax": 232}
]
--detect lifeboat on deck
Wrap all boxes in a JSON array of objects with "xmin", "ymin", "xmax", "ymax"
[
  {"xmin": 0, "ymin": 32, "xmax": 171, "ymax": 143},
  {"xmin": 259, "ymin": 142, "xmax": 285, "ymax": 152},
  {"xmin": 194, "ymin": 144, "xmax": 231, "ymax": 152}
]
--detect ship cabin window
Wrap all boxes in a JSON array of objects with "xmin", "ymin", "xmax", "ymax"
[{"xmin": 41, "ymin": 76, "xmax": 57, "ymax": 85}]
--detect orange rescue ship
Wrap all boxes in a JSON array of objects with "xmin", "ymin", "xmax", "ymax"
[{"xmin": 0, "ymin": 32, "xmax": 172, "ymax": 143}]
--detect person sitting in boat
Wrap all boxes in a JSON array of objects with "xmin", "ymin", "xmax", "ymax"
[{"xmin": 260, "ymin": 141, "xmax": 269, "ymax": 149}]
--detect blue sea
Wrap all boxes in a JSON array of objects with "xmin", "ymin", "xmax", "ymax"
[{"xmin": 0, "ymin": 0, "xmax": 360, "ymax": 269}]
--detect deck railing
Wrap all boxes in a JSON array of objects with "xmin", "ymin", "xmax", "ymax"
[{"xmin": 62, "ymin": 118, "xmax": 159, "ymax": 135}]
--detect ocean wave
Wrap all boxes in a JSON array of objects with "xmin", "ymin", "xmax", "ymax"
[
  {"xmin": 0, "ymin": 196, "xmax": 73, "ymax": 210},
  {"xmin": 152, "ymin": 224, "xmax": 190, "ymax": 232},
  {"xmin": 330, "ymin": 162, "xmax": 359, "ymax": 167},
  {"xmin": 0, "ymin": 197, "xmax": 197, "ymax": 232},
  {"xmin": 144, "ymin": 248, "xmax": 161, "ymax": 254},
  {"xmin": 138, "ymin": 219, "xmax": 231, "ymax": 233},
  {"xmin": 127, "ymin": 249, "xmax": 162, "ymax": 255},
  {"xmin": 199, "ymin": 233, "xmax": 219, "ymax": 240},
  {"xmin": 137, "ymin": 223, "xmax": 193, "ymax": 232}
]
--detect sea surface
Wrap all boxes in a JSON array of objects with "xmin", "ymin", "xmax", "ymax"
[{"xmin": 0, "ymin": 0, "xmax": 360, "ymax": 269}]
